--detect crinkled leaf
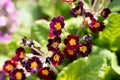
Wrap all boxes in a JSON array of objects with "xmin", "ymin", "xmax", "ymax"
[
  {"xmin": 108, "ymin": 0, "xmax": 120, "ymax": 12},
  {"xmin": 63, "ymin": 17, "xmax": 84, "ymax": 37},
  {"xmin": 92, "ymin": 46, "xmax": 113, "ymax": 65},
  {"xmin": 111, "ymin": 53, "xmax": 120, "ymax": 75},
  {"xmin": 38, "ymin": 0, "xmax": 55, "ymax": 18},
  {"xmin": 93, "ymin": 13, "xmax": 120, "ymax": 51},
  {"xmin": 31, "ymin": 20, "xmax": 49, "ymax": 53},
  {"xmin": 57, "ymin": 55, "xmax": 107, "ymax": 80}
]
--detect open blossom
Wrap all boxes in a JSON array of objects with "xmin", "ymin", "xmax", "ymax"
[
  {"xmin": 50, "ymin": 16, "xmax": 65, "ymax": 36},
  {"xmin": 64, "ymin": 34, "xmax": 79, "ymax": 47},
  {"xmin": 89, "ymin": 21, "xmax": 105, "ymax": 33},
  {"xmin": 101, "ymin": 8, "xmax": 111, "ymax": 18},
  {"xmin": 25, "ymin": 56, "xmax": 42, "ymax": 73},
  {"xmin": 14, "ymin": 47, "xmax": 26, "ymax": 61},
  {"xmin": 0, "ymin": 0, "xmax": 18, "ymax": 43},
  {"xmin": 9, "ymin": 68, "xmax": 26, "ymax": 80},
  {"xmin": 70, "ymin": 1, "xmax": 85, "ymax": 17},
  {"xmin": 47, "ymin": 37, "xmax": 61, "ymax": 52},
  {"xmin": 64, "ymin": 46, "xmax": 77, "ymax": 60},
  {"xmin": 76, "ymin": 43, "xmax": 92, "ymax": 57},
  {"xmin": 3, "ymin": 60, "xmax": 16, "ymax": 73},
  {"xmin": 38, "ymin": 67, "xmax": 54, "ymax": 80},
  {"xmin": 50, "ymin": 50, "xmax": 64, "ymax": 66},
  {"xmin": 84, "ymin": 12, "xmax": 105, "ymax": 32}
]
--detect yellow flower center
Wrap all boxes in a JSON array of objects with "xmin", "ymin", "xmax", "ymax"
[
  {"xmin": 52, "ymin": 42, "xmax": 58, "ymax": 48},
  {"xmin": 69, "ymin": 39, "xmax": 76, "ymax": 46},
  {"xmin": 85, "ymin": 17, "xmax": 91, "ymax": 24},
  {"xmin": 16, "ymin": 72, "xmax": 22, "ymax": 79},
  {"xmin": 6, "ymin": 64, "xmax": 13, "ymax": 71},
  {"xmin": 93, "ymin": 22, "xmax": 100, "ymax": 28},
  {"xmin": 20, "ymin": 52, "xmax": 25, "ymax": 58},
  {"xmin": 76, "ymin": 9, "xmax": 81, "ymax": 14},
  {"xmin": 42, "ymin": 70, "xmax": 49, "ymax": 76},
  {"xmin": 101, "ymin": 11, "xmax": 106, "ymax": 17},
  {"xmin": 53, "ymin": 54, "xmax": 60, "ymax": 61},
  {"xmin": 68, "ymin": 50, "xmax": 74, "ymax": 55},
  {"xmin": 55, "ymin": 22, "xmax": 61, "ymax": 30},
  {"xmin": 79, "ymin": 46, "xmax": 87, "ymax": 53},
  {"xmin": 31, "ymin": 61, "xmax": 38, "ymax": 68}
]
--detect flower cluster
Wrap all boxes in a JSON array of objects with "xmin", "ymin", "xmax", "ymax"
[
  {"xmin": 0, "ymin": 0, "xmax": 18, "ymax": 42},
  {"xmin": 3, "ymin": 46, "xmax": 54, "ymax": 80},
  {"xmin": 69, "ymin": 1, "xmax": 111, "ymax": 33},
  {"xmin": 2, "ymin": 0, "xmax": 112, "ymax": 80},
  {"xmin": 47, "ymin": 16, "xmax": 65, "ymax": 66},
  {"xmin": 64, "ymin": 34, "xmax": 92, "ymax": 60}
]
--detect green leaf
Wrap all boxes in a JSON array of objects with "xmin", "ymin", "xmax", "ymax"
[
  {"xmin": 111, "ymin": 53, "xmax": 120, "ymax": 75},
  {"xmin": 91, "ymin": 46, "xmax": 113, "ymax": 65},
  {"xmin": 64, "ymin": 17, "xmax": 84, "ymax": 37},
  {"xmin": 26, "ymin": 74, "xmax": 39, "ymax": 80},
  {"xmin": 93, "ymin": 13, "xmax": 120, "ymax": 51},
  {"xmin": 38, "ymin": 0, "xmax": 55, "ymax": 18},
  {"xmin": 108, "ymin": 0, "xmax": 120, "ymax": 12},
  {"xmin": 31, "ymin": 20, "xmax": 49, "ymax": 53},
  {"xmin": 17, "ymin": 1, "xmax": 41, "ymax": 28},
  {"xmin": 57, "ymin": 55, "xmax": 107, "ymax": 80}
]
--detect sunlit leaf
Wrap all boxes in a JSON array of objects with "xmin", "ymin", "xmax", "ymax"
[
  {"xmin": 93, "ymin": 13, "xmax": 120, "ymax": 51},
  {"xmin": 57, "ymin": 55, "xmax": 107, "ymax": 80},
  {"xmin": 31, "ymin": 20, "xmax": 49, "ymax": 53},
  {"xmin": 108, "ymin": 0, "xmax": 120, "ymax": 12}
]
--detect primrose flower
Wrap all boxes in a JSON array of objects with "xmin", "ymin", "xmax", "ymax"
[
  {"xmin": 64, "ymin": 34, "xmax": 79, "ymax": 47},
  {"xmin": 89, "ymin": 21, "xmax": 105, "ymax": 33},
  {"xmin": 38, "ymin": 67, "xmax": 54, "ymax": 80},
  {"xmin": 9, "ymin": 68, "xmax": 26, "ymax": 80},
  {"xmin": 15, "ymin": 47, "xmax": 26, "ymax": 61},
  {"xmin": 101, "ymin": 8, "xmax": 111, "ymax": 18},
  {"xmin": 25, "ymin": 56, "xmax": 42, "ymax": 73},
  {"xmin": 50, "ymin": 51, "xmax": 64, "ymax": 66},
  {"xmin": 47, "ymin": 37, "xmax": 61, "ymax": 52},
  {"xmin": 64, "ymin": 46, "xmax": 77, "ymax": 60},
  {"xmin": 76, "ymin": 43, "xmax": 92, "ymax": 57},
  {"xmin": 70, "ymin": 1, "xmax": 85, "ymax": 17},
  {"xmin": 3, "ymin": 60, "xmax": 16, "ymax": 73},
  {"xmin": 50, "ymin": 16, "xmax": 65, "ymax": 36}
]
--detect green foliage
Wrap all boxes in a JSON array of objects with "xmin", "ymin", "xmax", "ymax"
[
  {"xmin": 31, "ymin": 20, "xmax": 49, "ymax": 53},
  {"xmin": 38, "ymin": 0, "xmax": 55, "ymax": 18},
  {"xmin": 38, "ymin": 0, "xmax": 71, "ymax": 19},
  {"xmin": 93, "ymin": 13, "xmax": 120, "ymax": 51},
  {"xmin": 108, "ymin": 0, "xmax": 120, "ymax": 12},
  {"xmin": 64, "ymin": 17, "xmax": 84, "ymax": 36},
  {"xmin": 57, "ymin": 46, "xmax": 120, "ymax": 80},
  {"xmin": 17, "ymin": 1, "xmax": 41, "ymax": 28},
  {"xmin": 57, "ymin": 55, "xmax": 107, "ymax": 80}
]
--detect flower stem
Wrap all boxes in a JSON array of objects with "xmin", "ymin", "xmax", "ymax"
[
  {"xmin": 88, "ymin": 0, "xmax": 92, "ymax": 9},
  {"xmin": 92, "ymin": 0, "xmax": 101, "ymax": 13},
  {"xmin": 48, "ymin": 60, "xmax": 59, "ymax": 74},
  {"xmin": 76, "ymin": 21, "xmax": 85, "ymax": 36},
  {"xmin": 31, "ymin": 46, "xmax": 45, "ymax": 57}
]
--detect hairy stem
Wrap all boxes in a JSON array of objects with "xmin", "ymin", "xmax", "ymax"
[
  {"xmin": 48, "ymin": 60, "xmax": 59, "ymax": 74},
  {"xmin": 76, "ymin": 21, "xmax": 85, "ymax": 36},
  {"xmin": 92, "ymin": 0, "xmax": 101, "ymax": 13}
]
